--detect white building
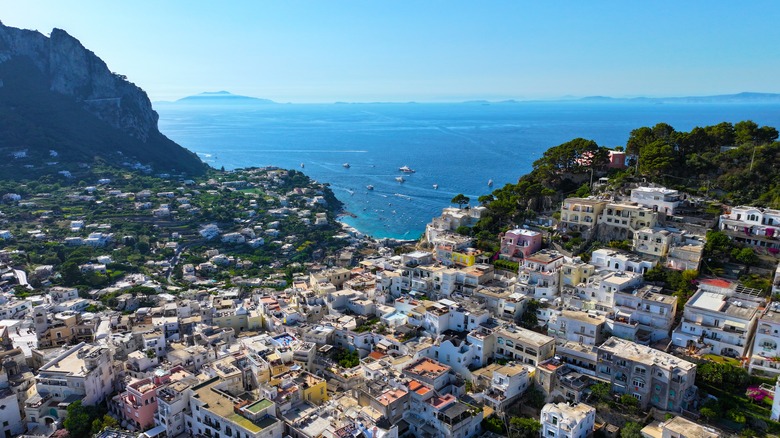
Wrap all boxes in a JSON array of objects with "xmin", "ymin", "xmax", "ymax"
[
  {"xmin": 749, "ymin": 302, "xmax": 780, "ymax": 377},
  {"xmin": 494, "ymin": 325, "xmax": 555, "ymax": 366},
  {"xmin": 590, "ymin": 249, "xmax": 655, "ymax": 275},
  {"xmin": 547, "ymin": 310, "xmax": 606, "ymax": 346},
  {"xmin": 597, "ymin": 337, "xmax": 697, "ymax": 412},
  {"xmin": 572, "ymin": 270, "xmax": 643, "ymax": 311},
  {"xmin": 404, "ymin": 392, "xmax": 483, "ymax": 438},
  {"xmin": 187, "ymin": 377, "xmax": 283, "ymax": 438},
  {"xmin": 516, "ymin": 250, "xmax": 565, "ymax": 299},
  {"xmin": 633, "ymin": 227, "xmax": 674, "ymax": 257},
  {"xmin": 671, "ymin": 279, "xmax": 764, "ymax": 358},
  {"xmin": 643, "ymin": 416, "xmax": 719, "ymax": 438},
  {"xmin": 25, "ymin": 343, "xmax": 117, "ymax": 428},
  {"xmin": 612, "ymin": 285, "xmax": 677, "ymax": 344},
  {"xmin": 0, "ymin": 389, "xmax": 22, "ymax": 436},
  {"xmin": 719, "ymin": 206, "xmax": 780, "ymax": 250},
  {"xmin": 473, "ymin": 362, "xmax": 531, "ymax": 411},
  {"xmin": 425, "ymin": 206, "xmax": 486, "ymax": 245},
  {"xmin": 630, "ymin": 186, "xmax": 682, "ymax": 215},
  {"xmin": 666, "ymin": 242, "xmax": 704, "ymax": 271},
  {"xmin": 540, "ymin": 402, "xmax": 596, "ymax": 438}
]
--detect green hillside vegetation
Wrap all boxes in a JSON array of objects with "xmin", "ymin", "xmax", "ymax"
[{"xmin": 467, "ymin": 121, "xmax": 779, "ymax": 251}]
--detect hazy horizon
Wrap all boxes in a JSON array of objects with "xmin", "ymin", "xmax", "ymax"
[
  {"xmin": 3, "ymin": 1, "xmax": 780, "ymax": 103},
  {"xmin": 154, "ymin": 90, "xmax": 780, "ymax": 105}
]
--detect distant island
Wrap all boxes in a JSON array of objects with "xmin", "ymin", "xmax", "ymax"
[
  {"xmin": 158, "ymin": 91, "xmax": 277, "ymax": 105},
  {"xmin": 575, "ymin": 92, "xmax": 780, "ymax": 104}
]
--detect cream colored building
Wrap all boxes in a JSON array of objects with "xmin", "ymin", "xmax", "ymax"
[
  {"xmin": 598, "ymin": 202, "xmax": 658, "ymax": 239},
  {"xmin": 633, "ymin": 227, "xmax": 674, "ymax": 257},
  {"xmin": 560, "ymin": 198, "xmax": 607, "ymax": 233}
]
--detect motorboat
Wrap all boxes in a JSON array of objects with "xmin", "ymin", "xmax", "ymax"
[
  {"xmin": 399, "ymin": 165, "xmax": 415, "ymax": 173},
  {"xmin": 395, "ymin": 176, "xmax": 405, "ymax": 183},
  {"xmin": 366, "ymin": 185, "xmax": 374, "ymax": 190},
  {"xmin": 488, "ymin": 179, "xmax": 493, "ymax": 187},
  {"xmin": 432, "ymin": 184, "xmax": 439, "ymax": 189},
  {"xmin": 343, "ymin": 163, "xmax": 350, "ymax": 168}
]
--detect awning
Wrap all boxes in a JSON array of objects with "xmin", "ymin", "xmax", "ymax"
[{"xmin": 141, "ymin": 425, "xmax": 167, "ymax": 438}]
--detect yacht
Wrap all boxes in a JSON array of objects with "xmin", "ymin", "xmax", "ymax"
[
  {"xmin": 395, "ymin": 176, "xmax": 405, "ymax": 183},
  {"xmin": 343, "ymin": 163, "xmax": 350, "ymax": 168},
  {"xmin": 399, "ymin": 165, "xmax": 415, "ymax": 173},
  {"xmin": 366, "ymin": 185, "xmax": 374, "ymax": 191}
]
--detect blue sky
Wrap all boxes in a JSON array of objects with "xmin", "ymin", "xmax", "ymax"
[{"xmin": 2, "ymin": 1, "xmax": 779, "ymax": 102}]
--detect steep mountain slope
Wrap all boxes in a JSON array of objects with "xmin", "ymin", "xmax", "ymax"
[{"xmin": 0, "ymin": 22, "xmax": 208, "ymax": 179}]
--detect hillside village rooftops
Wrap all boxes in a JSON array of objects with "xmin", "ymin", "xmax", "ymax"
[
  {"xmin": 377, "ymin": 388, "xmax": 406, "ymax": 406},
  {"xmin": 408, "ymin": 379, "xmax": 432, "ymax": 396},
  {"xmin": 632, "ymin": 186, "xmax": 679, "ymax": 196},
  {"xmin": 494, "ymin": 325, "xmax": 554, "ymax": 347},
  {"xmin": 404, "ymin": 357, "xmax": 450, "ymax": 378},
  {"xmin": 687, "ymin": 290, "xmax": 762, "ymax": 319},
  {"xmin": 599, "ymin": 337, "xmax": 695, "ymax": 371},
  {"xmin": 473, "ymin": 362, "xmax": 528, "ymax": 378},
  {"xmin": 662, "ymin": 416, "xmax": 719, "ymax": 438},
  {"xmin": 192, "ymin": 378, "xmax": 277, "ymax": 434},
  {"xmin": 526, "ymin": 250, "xmax": 564, "ymax": 264},
  {"xmin": 601, "ymin": 271, "xmax": 641, "ymax": 286},
  {"xmin": 760, "ymin": 305, "xmax": 780, "ymax": 324},
  {"xmin": 562, "ymin": 310, "xmax": 606, "ymax": 325},
  {"xmin": 619, "ymin": 285, "xmax": 676, "ymax": 305},
  {"xmin": 506, "ymin": 228, "xmax": 540, "ymax": 237}
]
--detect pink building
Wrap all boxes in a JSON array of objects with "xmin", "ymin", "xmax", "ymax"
[
  {"xmin": 114, "ymin": 378, "xmax": 158, "ymax": 430},
  {"xmin": 608, "ymin": 150, "xmax": 627, "ymax": 169},
  {"xmin": 500, "ymin": 229, "xmax": 542, "ymax": 261}
]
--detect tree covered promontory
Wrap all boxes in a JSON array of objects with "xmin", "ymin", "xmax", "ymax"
[{"xmin": 467, "ymin": 120, "xmax": 780, "ymax": 250}]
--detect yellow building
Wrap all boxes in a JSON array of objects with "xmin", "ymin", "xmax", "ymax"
[
  {"xmin": 434, "ymin": 245, "xmax": 484, "ymax": 267},
  {"xmin": 560, "ymin": 258, "xmax": 596, "ymax": 288},
  {"xmin": 299, "ymin": 372, "xmax": 328, "ymax": 405},
  {"xmin": 452, "ymin": 247, "xmax": 482, "ymax": 267}
]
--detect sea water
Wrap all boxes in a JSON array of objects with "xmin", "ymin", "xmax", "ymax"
[{"xmin": 156, "ymin": 101, "xmax": 780, "ymax": 239}]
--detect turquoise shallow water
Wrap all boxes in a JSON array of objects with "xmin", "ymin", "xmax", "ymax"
[{"xmin": 156, "ymin": 101, "xmax": 780, "ymax": 239}]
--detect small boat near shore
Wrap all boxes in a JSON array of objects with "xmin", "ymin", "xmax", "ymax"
[
  {"xmin": 399, "ymin": 165, "xmax": 416, "ymax": 173},
  {"xmin": 488, "ymin": 179, "xmax": 493, "ymax": 187},
  {"xmin": 300, "ymin": 163, "xmax": 305, "ymax": 168}
]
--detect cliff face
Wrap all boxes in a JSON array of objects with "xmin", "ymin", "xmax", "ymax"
[{"xmin": 0, "ymin": 21, "xmax": 207, "ymax": 178}]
